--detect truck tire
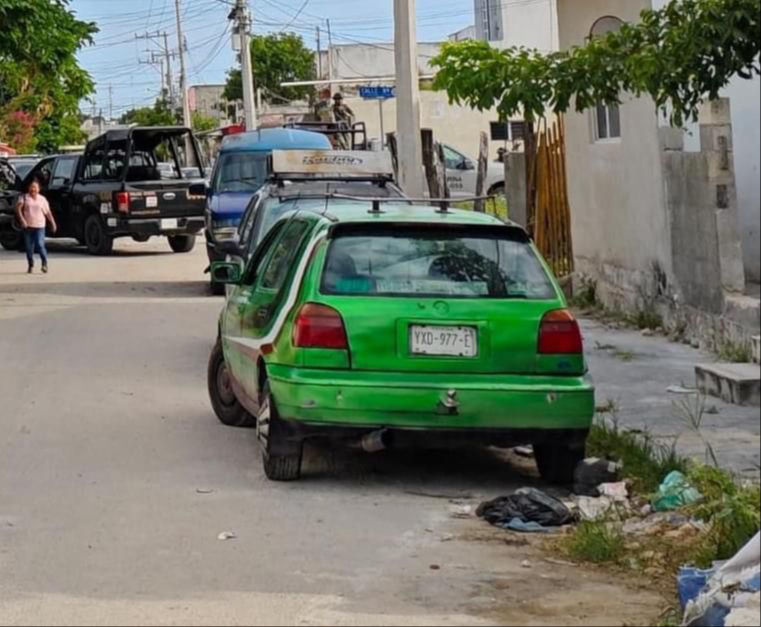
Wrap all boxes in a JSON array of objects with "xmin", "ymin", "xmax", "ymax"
[
  {"xmin": 0, "ymin": 231, "xmax": 24, "ymax": 252},
  {"xmin": 168, "ymin": 235, "xmax": 196, "ymax": 253},
  {"xmin": 208, "ymin": 340, "xmax": 256, "ymax": 428},
  {"xmin": 84, "ymin": 215, "xmax": 114, "ymax": 256},
  {"xmin": 258, "ymin": 381, "xmax": 303, "ymax": 482},
  {"xmin": 534, "ymin": 443, "xmax": 586, "ymax": 486}
]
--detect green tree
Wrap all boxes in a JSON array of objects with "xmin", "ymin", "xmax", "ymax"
[
  {"xmin": 120, "ymin": 99, "xmax": 179, "ymax": 127},
  {"xmin": 192, "ymin": 111, "xmax": 218, "ymax": 133},
  {"xmin": 0, "ymin": 0, "xmax": 97, "ymax": 152},
  {"xmin": 223, "ymin": 33, "xmax": 316, "ymax": 104},
  {"xmin": 432, "ymin": 0, "xmax": 760, "ymax": 127}
]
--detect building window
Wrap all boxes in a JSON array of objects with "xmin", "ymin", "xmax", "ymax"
[
  {"xmin": 490, "ymin": 120, "xmax": 528, "ymax": 143},
  {"xmin": 595, "ymin": 103, "xmax": 621, "ymax": 141},
  {"xmin": 590, "ymin": 16, "xmax": 624, "ymax": 143}
]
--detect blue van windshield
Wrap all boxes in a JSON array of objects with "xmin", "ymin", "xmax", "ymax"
[{"xmin": 212, "ymin": 153, "xmax": 268, "ymax": 193}]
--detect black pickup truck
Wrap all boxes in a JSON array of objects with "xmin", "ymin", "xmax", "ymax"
[{"xmin": 0, "ymin": 127, "xmax": 207, "ymax": 255}]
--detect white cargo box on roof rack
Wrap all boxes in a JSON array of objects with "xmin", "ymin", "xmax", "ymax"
[{"xmin": 272, "ymin": 150, "xmax": 394, "ymax": 179}]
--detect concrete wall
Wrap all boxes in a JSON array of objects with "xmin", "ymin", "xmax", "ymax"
[
  {"xmin": 345, "ymin": 91, "xmax": 503, "ymax": 161},
  {"xmin": 651, "ymin": 0, "xmax": 760, "ymax": 283},
  {"xmin": 725, "ymin": 75, "xmax": 761, "ymax": 282},
  {"xmin": 318, "ymin": 43, "xmax": 442, "ymax": 81}
]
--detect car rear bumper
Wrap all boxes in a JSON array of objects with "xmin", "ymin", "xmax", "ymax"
[
  {"xmin": 267, "ymin": 365, "xmax": 595, "ymax": 434},
  {"xmin": 106, "ymin": 216, "xmax": 204, "ymax": 237}
]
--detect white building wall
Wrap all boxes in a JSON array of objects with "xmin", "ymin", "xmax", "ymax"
[
  {"xmin": 498, "ymin": 0, "xmax": 559, "ymax": 52},
  {"xmin": 346, "ymin": 91, "xmax": 502, "ymax": 161},
  {"xmin": 557, "ymin": 0, "xmax": 674, "ymax": 287}
]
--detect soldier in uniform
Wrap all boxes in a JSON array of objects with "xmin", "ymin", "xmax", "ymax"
[{"xmin": 332, "ymin": 93, "xmax": 356, "ymax": 150}]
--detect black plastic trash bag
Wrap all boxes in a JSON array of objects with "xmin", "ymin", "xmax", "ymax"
[
  {"xmin": 574, "ymin": 458, "xmax": 622, "ymax": 497},
  {"xmin": 477, "ymin": 488, "xmax": 575, "ymax": 528}
]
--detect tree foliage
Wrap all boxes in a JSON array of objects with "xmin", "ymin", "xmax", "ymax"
[
  {"xmin": 120, "ymin": 99, "xmax": 178, "ymax": 127},
  {"xmin": 223, "ymin": 33, "xmax": 316, "ymax": 104},
  {"xmin": 432, "ymin": 0, "xmax": 761, "ymax": 126},
  {"xmin": 0, "ymin": 0, "xmax": 97, "ymax": 152},
  {"xmin": 192, "ymin": 112, "xmax": 218, "ymax": 133}
]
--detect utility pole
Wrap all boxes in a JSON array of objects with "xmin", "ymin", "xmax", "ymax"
[
  {"xmin": 136, "ymin": 32, "xmax": 177, "ymax": 108},
  {"xmin": 394, "ymin": 0, "xmax": 425, "ymax": 197},
  {"xmin": 163, "ymin": 32, "xmax": 177, "ymax": 108},
  {"xmin": 326, "ymin": 19, "xmax": 334, "ymax": 96},
  {"xmin": 108, "ymin": 84, "xmax": 114, "ymax": 121},
  {"xmin": 316, "ymin": 26, "xmax": 323, "ymax": 80},
  {"xmin": 229, "ymin": 0, "xmax": 258, "ymax": 130},
  {"xmin": 174, "ymin": 0, "xmax": 192, "ymax": 129}
]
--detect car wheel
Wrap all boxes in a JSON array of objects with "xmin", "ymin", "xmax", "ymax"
[
  {"xmin": 534, "ymin": 443, "xmax": 586, "ymax": 486},
  {"xmin": 84, "ymin": 214, "xmax": 114, "ymax": 256},
  {"xmin": 489, "ymin": 184, "xmax": 506, "ymax": 199},
  {"xmin": 258, "ymin": 380, "xmax": 303, "ymax": 482},
  {"xmin": 207, "ymin": 339, "xmax": 256, "ymax": 428},
  {"xmin": 132, "ymin": 234, "xmax": 151, "ymax": 244},
  {"xmin": 168, "ymin": 235, "xmax": 196, "ymax": 253},
  {"xmin": 0, "ymin": 231, "xmax": 23, "ymax": 252}
]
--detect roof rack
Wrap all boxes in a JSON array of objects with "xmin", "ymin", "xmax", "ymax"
[{"xmin": 327, "ymin": 193, "xmax": 496, "ymax": 215}]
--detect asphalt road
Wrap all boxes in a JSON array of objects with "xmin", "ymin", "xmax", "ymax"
[{"xmin": 0, "ymin": 239, "xmax": 661, "ymax": 626}]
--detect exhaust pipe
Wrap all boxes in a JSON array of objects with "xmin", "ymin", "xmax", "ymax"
[{"xmin": 361, "ymin": 429, "xmax": 392, "ymax": 454}]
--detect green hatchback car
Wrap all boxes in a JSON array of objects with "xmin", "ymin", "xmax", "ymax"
[{"xmin": 208, "ymin": 203, "xmax": 595, "ymax": 483}]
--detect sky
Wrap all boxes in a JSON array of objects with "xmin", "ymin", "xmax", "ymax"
[{"xmin": 71, "ymin": 0, "xmax": 477, "ymax": 118}]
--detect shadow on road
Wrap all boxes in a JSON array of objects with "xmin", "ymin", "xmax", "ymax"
[
  {"xmin": 0, "ymin": 280, "xmax": 212, "ymax": 299},
  {"xmin": 2, "ymin": 239, "xmax": 183, "ymax": 259},
  {"xmin": 296, "ymin": 442, "xmax": 541, "ymax": 493}
]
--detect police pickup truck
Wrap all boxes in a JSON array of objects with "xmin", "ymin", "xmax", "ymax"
[{"xmin": 0, "ymin": 127, "xmax": 207, "ymax": 255}]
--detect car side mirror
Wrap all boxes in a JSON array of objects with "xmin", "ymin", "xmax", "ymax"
[
  {"xmin": 189, "ymin": 182, "xmax": 208, "ymax": 197},
  {"xmin": 216, "ymin": 239, "xmax": 243, "ymax": 257},
  {"xmin": 459, "ymin": 160, "xmax": 475, "ymax": 171},
  {"xmin": 210, "ymin": 262, "xmax": 242, "ymax": 286}
]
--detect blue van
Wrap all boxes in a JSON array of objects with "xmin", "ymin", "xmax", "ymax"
[{"xmin": 204, "ymin": 128, "xmax": 332, "ymax": 286}]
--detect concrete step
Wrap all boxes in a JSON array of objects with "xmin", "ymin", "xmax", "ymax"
[
  {"xmin": 753, "ymin": 336, "xmax": 760, "ymax": 365},
  {"xmin": 696, "ymin": 363, "xmax": 761, "ymax": 407}
]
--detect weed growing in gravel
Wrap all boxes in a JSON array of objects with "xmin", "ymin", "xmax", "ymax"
[
  {"xmin": 717, "ymin": 341, "xmax": 754, "ymax": 363},
  {"xmin": 567, "ymin": 520, "xmax": 626, "ymax": 564}
]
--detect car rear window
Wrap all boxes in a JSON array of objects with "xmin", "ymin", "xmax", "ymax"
[{"xmin": 321, "ymin": 226, "xmax": 557, "ymax": 299}]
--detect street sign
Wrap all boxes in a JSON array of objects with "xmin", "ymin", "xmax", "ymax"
[{"xmin": 360, "ymin": 86, "xmax": 396, "ymax": 101}]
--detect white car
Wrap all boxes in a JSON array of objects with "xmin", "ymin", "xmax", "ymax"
[{"xmin": 441, "ymin": 143, "xmax": 506, "ymax": 199}]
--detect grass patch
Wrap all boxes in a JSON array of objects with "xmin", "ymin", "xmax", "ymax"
[
  {"xmin": 453, "ymin": 197, "xmax": 509, "ymax": 221},
  {"xmin": 717, "ymin": 341, "xmax": 753, "ymax": 363},
  {"xmin": 688, "ymin": 465, "xmax": 761, "ymax": 567},
  {"xmin": 567, "ymin": 520, "xmax": 626, "ymax": 564},
  {"xmin": 614, "ymin": 350, "xmax": 636, "ymax": 363},
  {"xmin": 587, "ymin": 420, "xmax": 688, "ymax": 495},
  {"xmin": 596, "ymin": 398, "xmax": 621, "ymax": 414},
  {"xmin": 570, "ymin": 279, "xmax": 599, "ymax": 309},
  {"xmin": 630, "ymin": 309, "xmax": 663, "ymax": 331}
]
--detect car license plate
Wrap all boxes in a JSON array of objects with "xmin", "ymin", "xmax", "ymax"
[
  {"xmin": 161, "ymin": 218, "xmax": 179, "ymax": 231},
  {"xmin": 410, "ymin": 325, "xmax": 478, "ymax": 358}
]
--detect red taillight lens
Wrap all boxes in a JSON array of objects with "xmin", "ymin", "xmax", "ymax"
[
  {"xmin": 293, "ymin": 304, "xmax": 348, "ymax": 350},
  {"xmin": 539, "ymin": 309, "xmax": 583, "ymax": 354},
  {"xmin": 116, "ymin": 192, "xmax": 130, "ymax": 214}
]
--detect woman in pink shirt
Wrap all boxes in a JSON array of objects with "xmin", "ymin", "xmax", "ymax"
[{"xmin": 15, "ymin": 178, "xmax": 57, "ymax": 274}]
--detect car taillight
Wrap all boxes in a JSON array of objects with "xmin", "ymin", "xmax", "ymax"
[
  {"xmin": 293, "ymin": 304, "xmax": 348, "ymax": 350},
  {"xmin": 538, "ymin": 309, "xmax": 583, "ymax": 354},
  {"xmin": 115, "ymin": 192, "xmax": 131, "ymax": 214}
]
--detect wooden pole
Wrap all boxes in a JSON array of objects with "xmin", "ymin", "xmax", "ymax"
[{"xmin": 474, "ymin": 131, "xmax": 490, "ymax": 213}]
